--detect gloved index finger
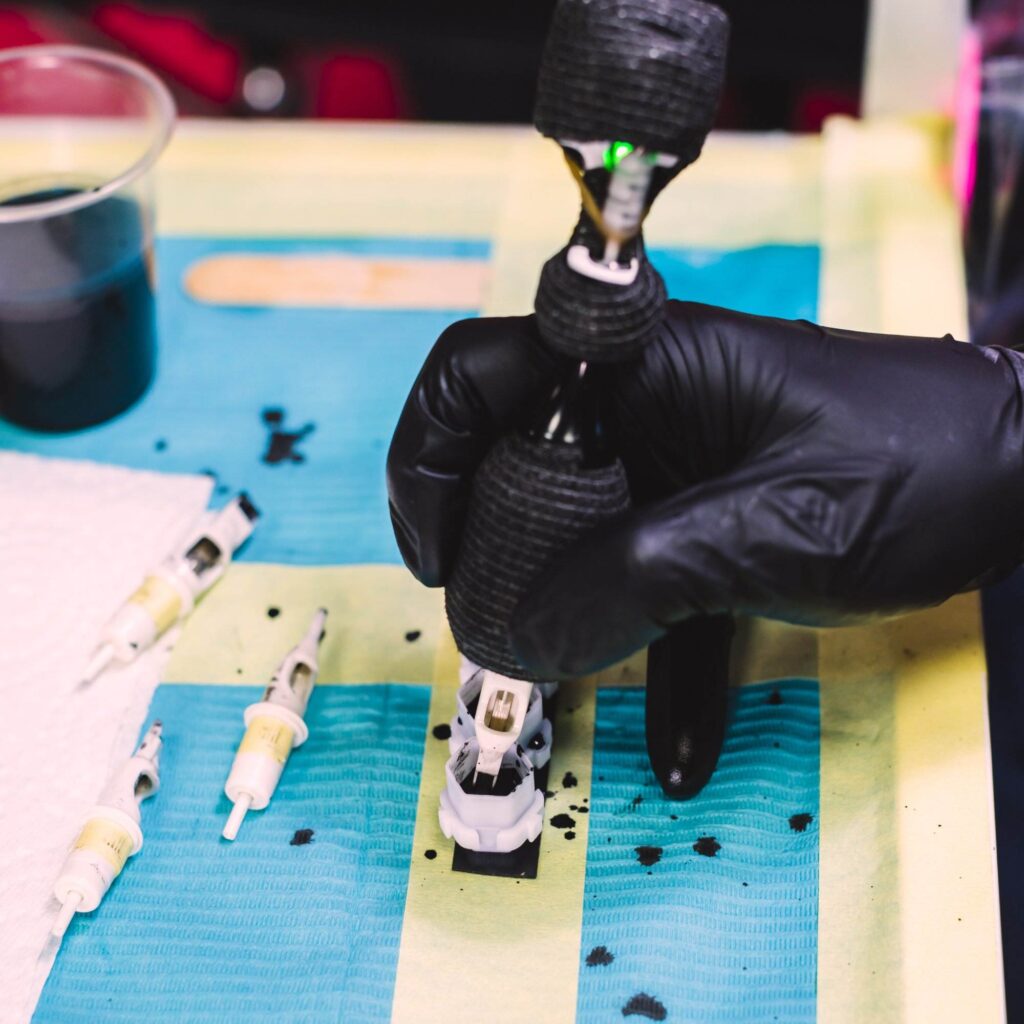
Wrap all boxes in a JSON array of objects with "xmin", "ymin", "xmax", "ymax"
[{"xmin": 386, "ymin": 314, "xmax": 562, "ymax": 586}]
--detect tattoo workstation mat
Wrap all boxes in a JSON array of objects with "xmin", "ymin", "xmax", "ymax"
[{"xmin": 0, "ymin": 121, "xmax": 1003, "ymax": 1023}]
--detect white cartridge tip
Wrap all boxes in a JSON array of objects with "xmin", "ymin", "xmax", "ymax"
[
  {"xmin": 307, "ymin": 607, "xmax": 328, "ymax": 640},
  {"xmin": 222, "ymin": 794, "xmax": 252, "ymax": 841},
  {"xmin": 51, "ymin": 892, "xmax": 83, "ymax": 941},
  {"xmin": 81, "ymin": 644, "xmax": 116, "ymax": 686}
]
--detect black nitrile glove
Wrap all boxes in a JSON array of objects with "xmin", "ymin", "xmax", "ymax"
[{"xmin": 388, "ymin": 300, "xmax": 1024, "ymax": 679}]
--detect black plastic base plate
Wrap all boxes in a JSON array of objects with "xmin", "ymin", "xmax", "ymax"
[{"xmin": 452, "ymin": 836, "xmax": 541, "ymax": 879}]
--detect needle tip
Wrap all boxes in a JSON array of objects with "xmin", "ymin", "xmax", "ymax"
[
  {"xmin": 222, "ymin": 795, "xmax": 252, "ymax": 841},
  {"xmin": 81, "ymin": 644, "xmax": 115, "ymax": 685}
]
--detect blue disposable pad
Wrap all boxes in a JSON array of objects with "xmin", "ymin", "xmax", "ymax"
[
  {"xmin": 34, "ymin": 682, "xmax": 430, "ymax": 1024},
  {"xmin": 0, "ymin": 237, "xmax": 484, "ymax": 566},
  {"xmin": 578, "ymin": 680, "xmax": 820, "ymax": 1024},
  {"xmin": 654, "ymin": 244, "xmax": 819, "ymax": 322},
  {"xmin": 0, "ymin": 239, "xmax": 818, "ymax": 566}
]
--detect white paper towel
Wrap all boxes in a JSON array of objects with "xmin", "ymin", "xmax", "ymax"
[{"xmin": 0, "ymin": 452, "xmax": 213, "ymax": 1024}]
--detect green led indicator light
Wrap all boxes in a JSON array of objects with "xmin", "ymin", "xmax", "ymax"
[{"xmin": 603, "ymin": 140, "xmax": 635, "ymax": 171}]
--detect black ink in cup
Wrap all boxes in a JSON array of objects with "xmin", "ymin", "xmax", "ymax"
[
  {"xmin": 0, "ymin": 188, "xmax": 156, "ymax": 431},
  {"xmin": 0, "ymin": 45, "xmax": 176, "ymax": 432}
]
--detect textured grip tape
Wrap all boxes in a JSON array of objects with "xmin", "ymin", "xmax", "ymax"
[{"xmin": 446, "ymin": 433, "xmax": 631, "ymax": 680}]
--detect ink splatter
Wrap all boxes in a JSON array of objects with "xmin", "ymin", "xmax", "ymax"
[
  {"xmin": 543, "ymin": 790, "xmax": 555, "ymax": 800},
  {"xmin": 789, "ymin": 813, "xmax": 814, "ymax": 833},
  {"xmin": 405, "ymin": 630, "xmax": 421, "ymax": 642},
  {"xmin": 562, "ymin": 771, "xmax": 578, "ymax": 788},
  {"xmin": 565, "ymin": 831, "xmax": 576, "ymax": 840},
  {"xmin": 635, "ymin": 845, "xmax": 662, "ymax": 867},
  {"xmin": 669, "ymin": 814, "xmax": 678, "ymax": 821},
  {"xmin": 432, "ymin": 723, "xmax": 452, "ymax": 741},
  {"xmin": 622, "ymin": 993, "xmax": 667, "ymax": 1021},
  {"xmin": 577, "ymin": 806, "xmax": 589, "ymax": 814},
  {"xmin": 586, "ymin": 945, "xmax": 614, "ymax": 967},
  {"xmin": 198, "ymin": 467, "xmax": 231, "ymax": 496},
  {"xmin": 267, "ymin": 607, "xmax": 280, "ymax": 619},
  {"xmin": 631, "ymin": 794, "xmax": 644, "ymax": 809},
  {"xmin": 289, "ymin": 828, "xmax": 315, "ymax": 846},
  {"xmin": 154, "ymin": 438, "xmax": 167, "ymax": 452},
  {"xmin": 424, "ymin": 849, "xmax": 437, "ymax": 860},
  {"xmin": 767, "ymin": 689, "xmax": 783, "ymax": 705},
  {"xmin": 550, "ymin": 813, "xmax": 576, "ymax": 830},
  {"xmin": 693, "ymin": 836, "xmax": 721, "ymax": 857},
  {"xmin": 261, "ymin": 407, "xmax": 315, "ymax": 465}
]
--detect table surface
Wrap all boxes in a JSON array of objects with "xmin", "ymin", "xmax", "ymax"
[{"xmin": 2, "ymin": 119, "xmax": 1010, "ymax": 1024}]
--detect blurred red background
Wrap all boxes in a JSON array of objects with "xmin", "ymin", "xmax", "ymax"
[{"xmin": 0, "ymin": 2, "xmax": 864, "ymax": 129}]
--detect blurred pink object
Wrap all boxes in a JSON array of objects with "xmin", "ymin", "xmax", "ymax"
[{"xmin": 954, "ymin": 25, "xmax": 982, "ymax": 221}]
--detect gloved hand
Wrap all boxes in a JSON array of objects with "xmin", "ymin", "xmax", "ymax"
[{"xmin": 388, "ymin": 300, "xmax": 1024, "ymax": 679}]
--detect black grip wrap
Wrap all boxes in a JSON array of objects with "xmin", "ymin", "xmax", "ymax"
[
  {"xmin": 533, "ymin": 0, "xmax": 729, "ymax": 167},
  {"xmin": 445, "ymin": 432, "xmax": 631, "ymax": 680},
  {"xmin": 534, "ymin": 240, "xmax": 666, "ymax": 361}
]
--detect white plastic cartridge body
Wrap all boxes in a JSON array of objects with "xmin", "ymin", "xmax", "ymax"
[
  {"xmin": 51, "ymin": 721, "xmax": 162, "ymax": 940},
  {"xmin": 450, "ymin": 660, "xmax": 554, "ymax": 771},
  {"xmin": 84, "ymin": 493, "xmax": 260, "ymax": 683},
  {"xmin": 222, "ymin": 608, "xmax": 327, "ymax": 840},
  {"xmin": 439, "ymin": 741, "xmax": 544, "ymax": 854},
  {"xmin": 437, "ymin": 657, "xmax": 559, "ymax": 854}
]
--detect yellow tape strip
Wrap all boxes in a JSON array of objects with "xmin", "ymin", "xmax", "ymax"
[
  {"xmin": 165, "ymin": 563, "xmax": 442, "ymax": 686},
  {"xmin": 893, "ymin": 600, "xmax": 1004, "ymax": 1021},
  {"xmin": 391, "ymin": 628, "xmax": 596, "ymax": 1024},
  {"xmin": 818, "ymin": 116, "xmax": 1004, "ymax": 1023},
  {"xmin": 147, "ymin": 122, "xmax": 823, "ymax": 246}
]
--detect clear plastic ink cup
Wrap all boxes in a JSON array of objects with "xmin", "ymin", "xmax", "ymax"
[{"xmin": 0, "ymin": 46, "xmax": 175, "ymax": 431}]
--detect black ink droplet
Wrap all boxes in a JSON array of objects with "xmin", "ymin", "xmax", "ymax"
[
  {"xmin": 261, "ymin": 407, "xmax": 315, "ymax": 465},
  {"xmin": 550, "ymin": 813, "xmax": 576, "ymax": 830},
  {"xmin": 432, "ymin": 723, "xmax": 452, "ymax": 741},
  {"xmin": 635, "ymin": 845, "xmax": 662, "ymax": 867},
  {"xmin": 631, "ymin": 794, "xmax": 643, "ymax": 808},
  {"xmin": 405, "ymin": 630, "xmax": 421, "ymax": 642},
  {"xmin": 693, "ymin": 836, "xmax": 721, "ymax": 857},
  {"xmin": 562, "ymin": 771, "xmax": 578, "ymax": 788},
  {"xmin": 789, "ymin": 813, "xmax": 814, "ymax": 833},
  {"xmin": 267, "ymin": 607, "xmax": 280, "ymax": 619},
  {"xmin": 767, "ymin": 689, "xmax": 783, "ymax": 705},
  {"xmin": 565, "ymin": 831, "xmax": 576, "ymax": 840},
  {"xmin": 622, "ymin": 993, "xmax": 667, "ymax": 1021},
  {"xmin": 585, "ymin": 945, "xmax": 614, "ymax": 967},
  {"xmin": 424, "ymin": 849, "xmax": 437, "ymax": 860},
  {"xmin": 290, "ymin": 828, "xmax": 314, "ymax": 846}
]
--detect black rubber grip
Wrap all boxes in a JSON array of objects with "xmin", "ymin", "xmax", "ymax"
[
  {"xmin": 534, "ymin": 239, "xmax": 666, "ymax": 362},
  {"xmin": 445, "ymin": 432, "xmax": 631, "ymax": 680},
  {"xmin": 533, "ymin": 0, "xmax": 729, "ymax": 168}
]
